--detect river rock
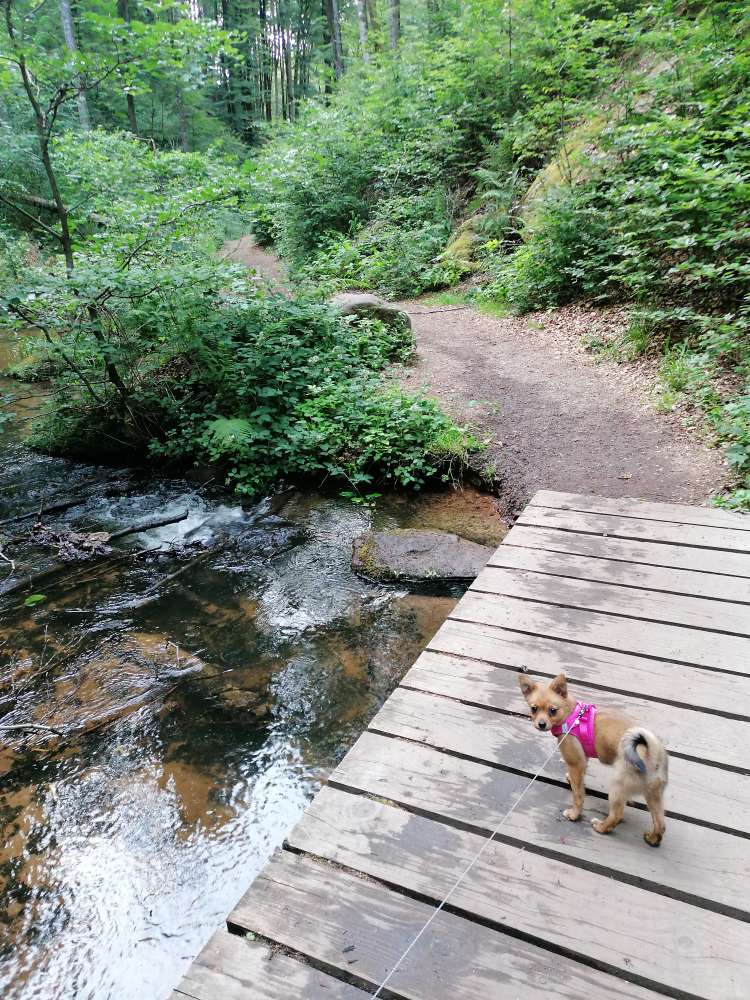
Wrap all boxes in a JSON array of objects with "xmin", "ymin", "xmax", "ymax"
[
  {"xmin": 352, "ymin": 529, "xmax": 494, "ymax": 582},
  {"xmin": 330, "ymin": 292, "xmax": 412, "ymax": 330}
]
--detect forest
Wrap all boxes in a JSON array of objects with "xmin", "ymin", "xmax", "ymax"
[{"xmin": 1, "ymin": 0, "xmax": 749, "ymax": 503}]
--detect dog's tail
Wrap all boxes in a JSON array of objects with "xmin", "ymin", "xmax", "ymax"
[{"xmin": 621, "ymin": 727, "xmax": 668, "ymax": 779}]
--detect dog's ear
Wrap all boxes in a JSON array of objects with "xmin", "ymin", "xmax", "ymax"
[
  {"xmin": 549, "ymin": 673, "xmax": 568, "ymax": 698},
  {"xmin": 517, "ymin": 674, "xmax": 537, "ymax": 699}
]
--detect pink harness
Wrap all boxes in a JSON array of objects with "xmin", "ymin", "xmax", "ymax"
[{"xmin": 551, "ymin": 701, "xmax": 598, "ymax": 758}]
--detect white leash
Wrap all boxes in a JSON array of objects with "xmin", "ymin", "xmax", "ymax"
[{"xmin": 371, "ymin": 713, "xmax": 584, "ymax": 999}]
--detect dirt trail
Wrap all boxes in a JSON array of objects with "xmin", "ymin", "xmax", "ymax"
[
  {"xmin": 398, "ymin": 301, "xmax": 728, "ymax": 512},
  {"xmin": 225, "ymin": 239, "xmax": 728, "ymax": 514},
  {"xmin": 221, "ymin": 235, "xmax": 289, "ymax": 288}
]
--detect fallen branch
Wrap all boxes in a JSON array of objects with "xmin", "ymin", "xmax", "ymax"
[
  {"xmin": 0, "ymin": 543, "xmax": 163, "ymax": 601},
  {"xmin": 108, "ymin": 509, "xmax": 188, "ymax": 541},
  {"xmin": 0, "ymin": 495, "xmax": 85, "ymax": 529},
  {"xmin": 138, "ymin": 547, "xmax": 215, "ymax": 601}
]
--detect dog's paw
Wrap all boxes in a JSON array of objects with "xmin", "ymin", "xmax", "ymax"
[
  {"xmin": 644, "ymin": 830, "xmax": 663, "ymax": 848},
  {"xmin": 591, "ymin": 818, "xmax": 608, "ymax": 834},
  {"xmin": 563, "ymin": 808, "xmax": 581, "ymax": 822}
]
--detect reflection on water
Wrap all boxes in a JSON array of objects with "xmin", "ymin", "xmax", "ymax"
[{"xmin": 0, "ymin": 333, "xmax": 504, "ymax": 1000}]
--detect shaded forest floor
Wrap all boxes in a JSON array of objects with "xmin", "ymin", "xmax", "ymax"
[{"xmin": 224, "ymin": 238, "xmax": 728, "ymax": 515}]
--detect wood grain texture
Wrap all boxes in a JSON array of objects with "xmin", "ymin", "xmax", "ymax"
[
  {"xmin": 518, "ymin": 505, "xmax": 750, "ymax": 555},
  {"xmin": 371, "ymin": 686, "xmax": 750, "ymax": 835},
  {"xmin": 288, "ymin": 786, "xmax": 749, "ymax": 1000},
  {"xmin": 452, "ymin": 590, "xmax": 750, "ymax": 674},
  {"xmin": 230, "ymin": 849, "xmax": 662, "ymax": 1000},
  {"xmin": 530, "ymin": 490, "xmax": 750, "ymax": 531},
  {"xmin": 333, "ymin": 731, "xmax": 750, "ymax": 915},
  {"xmin": 493, "ymin": 531, "xmax": 750, "ymax": 602},
  {"xmin": 506, "ymin": 522, "xmax": 750, "ymax": 579},
  {"xmin": 402, "ymin": 649, "xmax": 750, "ymax": 771},
  {"xmin": 173, "ymin": 929, "xmax": 368, "ymax": 1000},
  {"xmin": 472, "ymin": 564, "xmax": 750, "ymax": 634},
  {"xmin": 429, "ymin": 617, "xmax": 750, "ymax": 715}
]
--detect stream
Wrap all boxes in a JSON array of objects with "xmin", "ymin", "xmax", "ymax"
[{"xmin": 0, "ymin": 331, "xmax": 505, "ymax": 1000}]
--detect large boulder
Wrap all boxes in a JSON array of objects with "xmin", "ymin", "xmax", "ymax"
[
  {"xmin": 352, "ymin": 529, "xmax": 494, "ymax": 583},
  {"xmin": 330, "ymin": 292, "xmax": 411, "ymax": 331}
]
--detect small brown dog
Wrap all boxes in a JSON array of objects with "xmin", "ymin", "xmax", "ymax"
[{"xmin": 518, "ymin": 672, "xmax": 668, "ymax": 846}]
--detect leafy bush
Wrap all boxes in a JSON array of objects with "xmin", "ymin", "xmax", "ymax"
[
  {"xmin": 306, "ymin": 192, "xmax": 460, "ymax": 298},
  {"xmin": 482, "ymin": 186, "xmax": 612, "ymax": 311},
  {"xmin": 25, "ymin": 263, "xmax": 473, "ymax": 493}
]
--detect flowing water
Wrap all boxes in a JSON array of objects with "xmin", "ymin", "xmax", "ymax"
[{"xmin": 0, "ymin": 332, "xmax": 505, "ymax": 1000}]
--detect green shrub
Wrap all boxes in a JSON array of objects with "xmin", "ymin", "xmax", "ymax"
[
  {"xmin": 482, "ymin": 186, "xmax": 613, "ymax": 311},
  {"xmin": 28, "ymin": 267, "xmax": 473, "ymax": 494},
  {"xmin": 305, "ymin": 192, "xmax": 460, "ymax": 298}
]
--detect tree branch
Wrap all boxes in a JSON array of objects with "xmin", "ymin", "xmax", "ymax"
[
  {"xmin": 116, "ymin": 189, "xmax": 242, "ymax": 272},
  {"xmin": 7, "ymin": 303, "xmax": 104, "ymax": 404},
  {"xmin": 0, "ymin": 192, "xmax": 63, "ymax": 241}
]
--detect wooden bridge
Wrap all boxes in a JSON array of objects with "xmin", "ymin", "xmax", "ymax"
[{"xmin": 171, "ymin": 490, "xmax": 750, "ymax": 1000}]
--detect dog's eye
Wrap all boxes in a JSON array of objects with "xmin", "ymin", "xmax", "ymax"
[
  {"xmin": 530, "ymin": 706, "xmax": 538, "ymax": 714},
  {"xmin": 549, "ymin": 707, "xmax": 558, "ymax": 716}
]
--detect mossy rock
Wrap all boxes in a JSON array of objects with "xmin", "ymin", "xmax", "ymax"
[
  {"xmin": 352, "ymin": 529, "xmax": 494, "ymax": 583},
  {"xmin": 441, "ymin": 222, "xmax": 481, "ymax": 271},
  {"xmin": 329, "ymin": 292, "xmax": 411, "ymax": 330},
  {"xmin": 519, "ymin": 116, "xmax": 607, "ymax": 230}
]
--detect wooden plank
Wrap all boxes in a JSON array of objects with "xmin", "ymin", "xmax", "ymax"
[
  {"xmin": 530, "ymin": 489, "xmax": 750, "ymax": 531},
  {"xmin": 289, "ymin": 786, "xmax": 749, "ymax": 1000},
  {"xmin": 430, "ymin": 616, "xmax": 750, "ymax": 713},
  {"xmin": 403, "ymin": 649, "xmax": 750, "ymax": 771},
  {"xmin": 472, "ymin": 564, "xmax": 750, "ymax": 635},
  {"xmin": 334, "ymin": 731, "xmax": 750, "ymax": 916},
  {"xmin": 519, "ymin": 505, "xmax": 750, "ymax": 555},
  {"xmin": 230, "ymin": 849, "xmax": 662, "ymax": 1000},
  {"xmin": 452, "ymin": 590, "xmax": 750, "ymax": 674},
  {"xmin": 494, "ymin": 530, "xmax": 750, "ymax": 602},
  {"xmin": 505, "ymin": 522, "xmax": 750, "ymax": 579},
  {"xmin": 430, "ymin": 617, "xmax": 750, "ymax": 716},
  {"xmin": 371, "ymin": 686, "xmax": 750, "ymax": 836},
  {"xmin": 173, "ymin": 929, "xmax": 368, "ymax": 1000}
]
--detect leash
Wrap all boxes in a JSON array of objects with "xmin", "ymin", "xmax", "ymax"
[{"xmin": 371, "ymin": 706, "xmax": 586, "ymax": 999}]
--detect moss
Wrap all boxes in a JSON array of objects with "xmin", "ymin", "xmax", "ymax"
[
  {"xmin": 519, "ymin": 115, "xmax": 606, "ymax": 229},
  {"xmin": 354, "ymin": 536, "xmax": 395, "ymax": 581},
  {"xmin": 440, "ymin": 216, "xmax": 482, "ymax": 273}
]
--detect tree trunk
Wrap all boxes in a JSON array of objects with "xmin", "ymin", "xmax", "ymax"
[
  {"xmin": 116, "ymin": 0, "xmax": 138, "ymax": 134},
  {"xmin": 355, "ymin": 0, "xmax": 369, "ymax": 61},
  {"xmin": 366, "ymin": 0, "xmax": 381, "ymax": 47},
  {"xmin": 284, "ymin": 37, "xmax": 294, "ymax": 118},
  {"xmin": 59, "ymin": 0, "xmax": 91, "ymax": 130},
  {"xmin": 320, "ymin": 0, "xmax": 333, "ymax": 94},
  {"xmin": 388, "ymin": 0, "xmax": 400, "ymax": 50},
  {"xmin": 329, "ymin": 0, "xmax": 344, "ymax": 79},
  {"xmin": 177, "ymin": 90, "xmax": 189, "ymax": 152},
  {"xmin": 259, "ymin": 0, "xmax": 273, "ymax": 120}
]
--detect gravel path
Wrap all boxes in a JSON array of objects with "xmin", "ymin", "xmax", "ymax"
[
  {"xmin": 222, "ymin": 238, "xmax": 728, "ymax": 514},
  {"xmin": 398, "ymin": 301, "xmax": 728, "ymax": 513}
]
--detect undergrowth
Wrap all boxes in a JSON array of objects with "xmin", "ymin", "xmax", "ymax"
[{"xmin": 28, "ymin": 278, "xmax": 476, "ymax": 494}]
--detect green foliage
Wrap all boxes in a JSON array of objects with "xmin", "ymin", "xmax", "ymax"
[
  {"xmin": 245, "ymin": 0, "xmax": 632, "ymax": 296},
  {"xmin": 19, "ymin": 256, "xmax": 472, "ymax": 493},
  {"xmin": 306, "ymin": 193, "xmax": 461, "ymax": 298},
  {"xmin": 483, "ymin": 186, "xmax": 612, "ymax": 311},
  {"xmin": 479, "ymin": 1, "xmax": 750, "ymax": 502}
]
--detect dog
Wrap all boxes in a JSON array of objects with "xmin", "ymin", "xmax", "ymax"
[{"xmin": 518, "ymin": 672, "xmax": 668, "ymax": 846}]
